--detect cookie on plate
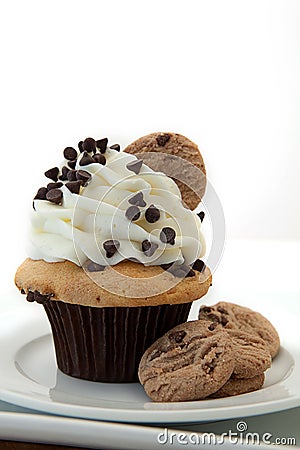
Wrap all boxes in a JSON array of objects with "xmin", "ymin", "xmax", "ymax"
[
  {"xmin": 125, "ymin": 132, "xmax": 206, "ymax": 210},
  {"xmin": 138, "ymin": 320, "xmax": 234, "ymax": 402},
  {"xmin": 199, "ymin": 302, "xmax": 280, "ymax": 358},
  {"xmin": 226, "ymin": 330, "xmax": 271, "ymax": 379},
  {"xmin": 210, "ymin": 373, "xmax": 265, "ymax": 398}
]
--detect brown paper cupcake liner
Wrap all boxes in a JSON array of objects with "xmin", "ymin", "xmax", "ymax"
[{"xmin": 43, "ymin": 300, "xmax": 192, "ymax": 382}]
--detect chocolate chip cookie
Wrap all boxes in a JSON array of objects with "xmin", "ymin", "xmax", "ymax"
[
  {"xmin": 226, "ymin": 330, "xmax": 271, "ymax": 378},
  {"xmin": 210, "ymin": 373, "xmax": 265, "ymax": 398},
  {"xmin": 125, "ymin": 132, "xmax": 206, "ymax": 210},
  {"xmin": 138, "ymin": 320, "xmax": 234, "ymax": 402},
  {"xmin": 199, "ymin": 302, "xmax": 280, "ymax": 357}
]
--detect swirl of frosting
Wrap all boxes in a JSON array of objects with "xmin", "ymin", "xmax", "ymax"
[{"xmin": 29, "ymin": 148, "xmax": 205, "ymax": 267}]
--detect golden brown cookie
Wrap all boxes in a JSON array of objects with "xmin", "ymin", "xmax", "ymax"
[
  {"xmin": 210, "ymin": 373, "xmax": 265, "ymax": 398},
  {"xmin": 138, "ymin": 320, "xmax": 234, "ymax": 402},
  {"xmin": 15, "ymin": 258, "xmax": 212, "ymax": 308},
  {"xmin": 199, "ymin": 302, "xmax": 280, "ymax": 358},
  {"xmin": 124, "ymin": 132, "xmax": 206, "ymax": 210}
]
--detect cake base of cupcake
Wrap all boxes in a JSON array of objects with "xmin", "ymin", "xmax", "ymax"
[{"xmin": 43, "ymin": 300, "xmax": 192, "ymax": 382}]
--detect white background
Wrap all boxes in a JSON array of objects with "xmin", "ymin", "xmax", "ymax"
[{"xmin": 0, "ymin": 0, "xmax": 300, "ymax": 292}]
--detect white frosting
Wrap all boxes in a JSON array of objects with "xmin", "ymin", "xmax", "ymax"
[{"xmin": 29, "ymin": 148, "xmax": 205, "ymax": 267}]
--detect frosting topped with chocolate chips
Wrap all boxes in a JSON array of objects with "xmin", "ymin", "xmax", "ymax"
[{"xmin": 29, "ymin": 137, "xmax": 206, "ymax": 268}]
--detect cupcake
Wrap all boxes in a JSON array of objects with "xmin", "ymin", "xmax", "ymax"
[{"xmin": 15, "ymin": 135, "xmax": 211, "ymax": 382}]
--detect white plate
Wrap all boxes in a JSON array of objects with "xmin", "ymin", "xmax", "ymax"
[{"xmin": 0, "ymin": 300, "xmax": 299, "ymax": 424}]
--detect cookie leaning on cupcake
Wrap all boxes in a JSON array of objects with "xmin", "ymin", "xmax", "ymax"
[
  {"xmin": 125, "ymin": 132, "xmax": 206, "ymax": 210},
  {"xmin": 138, "ymin": 301, "xmax": 279, "ymax": 402},
  {"xmin": 15, "ymin": 134, "xmax": 210, "ymax": 382}
]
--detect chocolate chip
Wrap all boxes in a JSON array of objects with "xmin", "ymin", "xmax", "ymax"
[
  {"xmin": 142, "ymin": 240, "xmax": 158, "ymax": 257},
  {"xmin": 208, "ymin": 322, "xmax": 218, "ymax": 331},
  {"xmin": 125, "ymin": 205, "xmax": 140, "ymax": 221},
  {"xmin": 47, "ymin": 182, "xmax": 63, "ymax": 190},
  {"xmin": 110, "ymin": 144, "xmax": 120, "ymax": 152},
  {"xmin": 44, "ymin": 167, "xmax": 59, "ymax": 182},
  {"xmin": 126, "ymin": 159, "xmax": 143, "ymax": 174},
  {"xmin": 34, "ymin": 291, "xmax": 51, "ymax": 304},
  {"xmin": 78, "ymin": 141, "xmax": 84, "ymax": 152},
  {"xmin": 46, "ymin": 188, "xmax": 63, "ymax": 205},
  {"xmin": 220, "ymin": 316, "xmax": 229, "ymax": 326},
  {"xmin": 145, "ymin": 205, "xmax": 160, "ymax": 223},
  {"xmin": 34, "ymin": 187, "xmax": 48, "ymax": 200},
  {"xmin": 20, "ymin": 288, "xmax": 25, "ymax": 294},
  {"xmin": 103, "ymin": 240, "xmax": 120, "ymax": 258},
  {"xmin": 63, "ymin": 147, "xmax": 77, "ymax": 161},
  {"xmin": 93, "ymin": 153, "xmax": 106, "ymax": 165},
  {"xmin": 161, "ymin": 262, "xmax": 194, "ymax": 278},
  {"xmin": 197, "ymin": 211, "xmax": 205, "ymax": 222},
  {"xmin": 170, "ymin": 264, "xmax": 195, "ymax": 278},
  {"xmin": 59, "ymin": 166, "xmax": 70, "ymax": 181},
  {"xmin": 185, "ymin": 268, "xmax": 195, "ymax": 277},
  {"xmin": 66, "ymin": 180, "xmax": 81, "ymax": 194},
  {"xmin": 169, "ymin": 330, "xmax": 187, "ymax": 343},
  {"xmin": 79, "ymin": 151, "xmax": 94, "ymax": 166},
  {"xmin": 217, "ymin": 306, "xmax": 228, "ymax": 314},
  {"xmin": 192, "ymin": 259, "xmax": 206, "ymax": 273},
  {"xmin": 67, "ymin": 170, "xmax": 77, "ymax": 182},
  {"xmin": 82, "ymin": 137, "xmax": 96, "ymax": 153},
  {"xmin": 141, "ymin": 240, "xmax": 151, "ymax": 251},
  {"xmin": 86, "ymin": 261, "xmax": 106, "ymax": 272},
  {"xmin": 96, "ymin": 138, "xmax": 108, "ymax": 153},
  {"xmin": 207, "ymin": 313, "xmax": 220, "ymax": 322},
  {"xmin": 156, "ymin": 133, "xmax": 171, "ymax": 146},
  {"xmin": 76, "ymin": 169, "xmax": 91, "ymax": 186},
  {"xmin": 128, "ymin": 192, "xmax": 146, "ymax": 207},
  {"xmin": 26, "ymin": 291, "xmax": 35, "ymax": 302},
  {"xmin": 68, "ymin": 160, "xmax": 77, "ymax": 169},
  {"xmin": 201, "ymin": 306, "xmax": 212, "ymax": 313},
  {"xmin": 160, "ymin": 227, "xmax": 176, "ymax": 245}
]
